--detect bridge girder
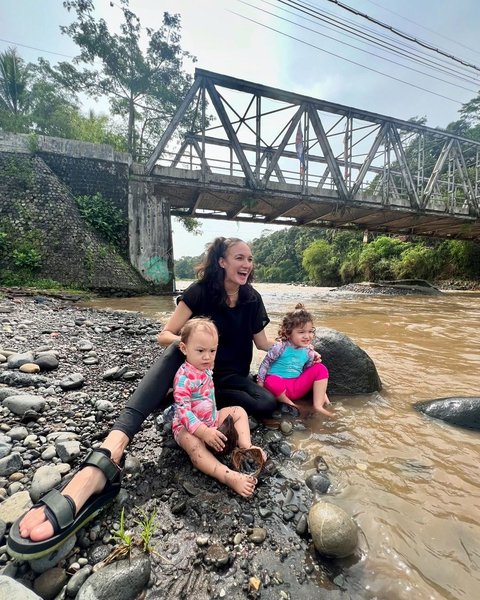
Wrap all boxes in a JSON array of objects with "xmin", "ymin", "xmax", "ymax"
[{"xmin": 142, "ymin": 69, "xmax": 480, "ymax": 241}]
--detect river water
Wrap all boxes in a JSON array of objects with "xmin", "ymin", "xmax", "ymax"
[{"xmin": 86, "ymin": 282, "xmax": 480, "ymax": 600}]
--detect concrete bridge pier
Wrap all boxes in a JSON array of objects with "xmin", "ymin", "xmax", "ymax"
[{"xmin": 128, "ymin": 179, "xmax": 174, "ymax": 292}]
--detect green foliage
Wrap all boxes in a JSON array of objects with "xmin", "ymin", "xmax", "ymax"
[
  {"xmin": 0, "ymin": 156, "xmax": 34, "ymax": 189},
  {"xmin": 392, "ymin": 244, "xmax": 438, "ymax": 280},
  {"xmin": 134, "ymin": 508, "xmax": 157, "ymax": 554},
  {"xmin": 174, "ymin": 255, "xmax": 198, "ymax": 279},
  {"xmin": 50, "ymin": 0, "xmax": 195, "ymax": 158},
  {"xmin": 358, "ymin": 236, "xmax": 405, "ymax": 280},
  {"xmin": 176, "ymin": 216, "xmax": 202, "ymax": 235},
  {"xmin": 75, "ymin": 193, "xmax": 126, "ymax": 246},
  {"xmin": 12, "ymin": 247, "xmax": 42, "ymax": 270},
  {"xmin": 112, "ymin": 508, "xmax": 133, "ymax": 549},
  {"xmin": 302, "ymin": 239, "xmax": 339, "ymax": 285}
]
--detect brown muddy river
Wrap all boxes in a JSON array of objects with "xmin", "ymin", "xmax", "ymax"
[{"xmin": 86, "ymin": 282, "xmax": 480, "ymax": 600}]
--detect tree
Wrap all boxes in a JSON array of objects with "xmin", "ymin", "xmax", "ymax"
[
  {"xmin": 0, "ymin": 48, "xmax": 31, "ymax": 132},
  {"xmin": 302, "ymin": 239, "xmax": 339, "ymax": 285},
  {"xmin": 43, "ymin": 0, "xmax": 195, "ymax": 158}
]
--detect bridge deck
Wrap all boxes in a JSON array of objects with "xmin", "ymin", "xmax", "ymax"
[{"xmin": 136, "ymin": 166, "xmax": 480, "ymax": 241}]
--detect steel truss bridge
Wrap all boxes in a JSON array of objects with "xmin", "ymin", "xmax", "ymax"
[{"xmin": 142, "ymin": 69, "xmax": 480, "ymax": 241}]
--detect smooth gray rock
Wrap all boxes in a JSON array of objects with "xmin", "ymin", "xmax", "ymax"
[
  {"xmin": 7, "ymin": 351, "xmax": 34, "ymax": 369},
  {"xmin": 308, "ymin": 501, "xmax": 358, "ymax": 558},
  {"xmin": 33, "ymin": 567, "xmax": 67, "ymax": 600},
  {"xmin": 314, "ymin": 327, "xmax": 382, "ymax": 395},
  {"xmin": 59, "ymin": 373, "xmax": 85, "ymax": 391},
  {"xmin": 33, "ymin": 354, "xmax": 59, "ymax": 371},
  {"xmin": 30, "ymin": 465, "xmax": 62, "ymax": 502},
  {"xmin": 0, "ymin": 576, "xmax": 42, "ymax": 600},
  {"xmin": 55, "ymin": 440, "xmax": 81, "ymax": 462},
  {"xmin": 3, "ymin": 394, "xmax": 46, "ymax": 415},
  {"xmin": 76, "ymin": 554, "xmax": 151, "ymax": 600},
  {"xmin": 29, "ymin": 534, "xmax": 77, "ymax": 573},
  {"xmin": 0, "ymin": 490, "xmax": 32, "ymax": 524},
  {"xmin": 415, "ymin": 396, "xmax": 480, "ymax": 430}
]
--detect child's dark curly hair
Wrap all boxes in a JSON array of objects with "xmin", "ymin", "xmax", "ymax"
[{"xmin": 277, "ymin": 303, "xmax": 315, "ymax": 341}]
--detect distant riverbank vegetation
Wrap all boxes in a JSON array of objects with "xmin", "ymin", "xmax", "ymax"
[{"xmin": 175, "ymin": 228, "xmax": 480, "ymax": 287}]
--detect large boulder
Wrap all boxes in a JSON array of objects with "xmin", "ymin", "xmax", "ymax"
[
  {"xmin": 314, "ymin": 327, "xmax": 382, "ymax": 395},
  {"xmin": 308, "ymin": 501, "xmax": 358, "ymax": 558}
]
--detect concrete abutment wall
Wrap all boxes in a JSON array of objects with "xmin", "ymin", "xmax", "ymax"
[{"xmin": 0, "ymin": 132, "xmax": 174, "ymax": 293}]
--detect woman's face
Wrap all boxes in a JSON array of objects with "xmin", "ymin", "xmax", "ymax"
[{"xmin": 219, "ymin": 241, "xmax": 253, "ymax": 287}]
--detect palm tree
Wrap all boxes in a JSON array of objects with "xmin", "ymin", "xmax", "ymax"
[{"xmin": 0, "ymin": 48, "xmax": 30, "ymax": 131}]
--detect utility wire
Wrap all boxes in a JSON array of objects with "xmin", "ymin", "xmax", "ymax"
[
  {"xmin": 241, "ymin": 0, "xmax": 477, "ymax": 93},
  {"xmin": 363, "ymin": 0, "xmax": 480, "ymax": 58},
  {"xmin": 274, "ymin": 0, "xmax": 479, "ymax": 82},
  {"xmin": 322, "ymin": 0, "xmax": 480, "ymax": 73},
  {"xmin": 0, "ymin": 38, "xmax": 76, "ymax": 59},
  {"xmin": 229, "ymin": 10, "xmax": 463, "ymax": 105},
  {"xmin": 254, "ymin": 0, "xmax": 479, "ymax": 89}
]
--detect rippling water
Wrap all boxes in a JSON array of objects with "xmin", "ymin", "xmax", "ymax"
[{"xmin": 85, "ymin": 283, "xmax": 480, "ymax": 600}]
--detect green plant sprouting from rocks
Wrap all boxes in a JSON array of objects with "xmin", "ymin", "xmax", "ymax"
[
  {"xmin": 134, "ymin": 508, "xmax": 157, "ymax": 554},
  {"xmin": 112, "ymin": 507, "xmax": 134, "ymax": 550},
  {"xmin": 75, "ymin": 192, "xmax": 127, "ymax": 247},
  {"xmin": 112, "ymin": 507, "xmax": 157, "ymax": 554},
  {"xmin": 0, "ymin": 219, "xmax": 43, "ymax": 284}
]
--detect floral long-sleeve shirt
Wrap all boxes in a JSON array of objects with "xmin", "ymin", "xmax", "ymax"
[
  {"xmin": 257, "ymin": 341, "xmax": 315, "ymax": 384},
  {"xmin": 172, "ymin": 361, "xmax": 218, "ymax": 439}
]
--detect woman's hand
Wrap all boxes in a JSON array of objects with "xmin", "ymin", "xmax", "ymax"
[{"xmin": 200, "ymin": 427, "xmax": 227, "ymax": 452}]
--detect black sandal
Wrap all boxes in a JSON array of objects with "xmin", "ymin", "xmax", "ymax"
[{"xmin": 7, "ymin": 448, "xmax": 124, "ymax": 561}]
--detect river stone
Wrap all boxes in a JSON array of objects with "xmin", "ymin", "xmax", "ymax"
[
  {"xmin": 7, "ymin": 351, "xmax": 35, "ymax": 369},
  {"xmin": 0, "ymin": 387, "xmax": 23, "ymax": 401},
  {"xmin": 305, "ymin": 472, "xmax": 331, "ymax": 494},
  {"xmin": 0, "ymin": 576, "xmax": 43, "ymax": 600},
  {"xmin": 33, "ymin": 354, "xmax": 59, "ymax": 371},
  {"xmin": 19, "ymin": 363, "xmax": 41, "ymax": 374},
  {"xmin": 67, "ymin": 565, "xmax": 93, "ymax": 597},
  {"xmin": 55, "ymin": 439, "xmax": 81, "ymax": 462},
  {"xmin": 0, "ymin": 452, "xmax": 23, "ymax": 477},
  {"xmin": 3, "ymin": 394, "xmax": 46, "ymax": 415},
  {"xmin": 59, "ymin": 373, "xmax": 85, "ymax": 391},
  {"xmin": 29, "ymin": 534, "xmax": 77, "ymax": 573},
  {"xmin": 76, "ymin": 554, "xmax": 151, "ymax": 600},
  {"xmin": 308, "ymin": 501, "xmax": 358, "ymax": 558},
  {"xmin": 313, "ymin": 327, "xmax": 382, "ymax": 394},
  {"xmin": 0, "ymin": 490, "xmax": 32, "ymax": 523},
  {"xmin": 30, "ymin": 464, "xmax": 62, "ymax": 502},
  {"xmin": 33, "ymin": 567, "xmax": 68, "ymax": 600}
]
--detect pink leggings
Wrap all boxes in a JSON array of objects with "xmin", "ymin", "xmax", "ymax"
[{"xmin": 263, "ymin": 363, "xmax": 329, "ymax": 400}]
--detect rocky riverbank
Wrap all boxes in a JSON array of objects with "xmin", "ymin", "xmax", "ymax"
[{"xmin": 0, "ymin": 294, "xmax": 354, "ymax": 600}]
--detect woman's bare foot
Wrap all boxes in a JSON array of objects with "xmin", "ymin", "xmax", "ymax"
[
  {"xmin": 19, "ymin": 466, "xmax": 107, "ymax": 541},
  {"xmin": 223, "ymin": 469, "xmax": 257, "ymax": 497}
]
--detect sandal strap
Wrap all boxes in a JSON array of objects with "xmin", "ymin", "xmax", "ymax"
[
  {"xmin": 82, "ymin": 448, "xmax": 122, "ymax": 483},
  {"xmin": 41, "ymin": 490, "xmax": 76, "ymax": 531}
]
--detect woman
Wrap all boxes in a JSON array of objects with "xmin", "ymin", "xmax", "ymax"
[{"xmin": 9, "ymin": 237, "xmax": 277, "ymax": 559}]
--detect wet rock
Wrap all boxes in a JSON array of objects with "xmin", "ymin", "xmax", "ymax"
[
  {"xmin": 76, "ymin": 554, "xmax": 151, "ymax": 600},
  {"xmin": 205, "ymin": 543, "xmax": 230, "ymax": 567},
  {"xmin": 33, "ymin": 567, "xmax": 67, "ymax": 600},
  {"xmin": 305, "ymin": 472, "xmax": 331, "ymax": 495},
  {"xmin": 248, "ymin": 527, "xmax": 267, "ymax": 544},
  {"xmin": 308, "ymin": 501, "xmax": 358, "ymax": 558},
  {"xmin": 314, "ymin": 327, "xmax": 382, "ymax": 394}
]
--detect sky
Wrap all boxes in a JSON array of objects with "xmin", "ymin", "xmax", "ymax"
[{"xmin": 2, "ymin": 0, "xmax": 480, "ymax": 257}]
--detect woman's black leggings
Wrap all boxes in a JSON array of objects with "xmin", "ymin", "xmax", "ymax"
[{"xmin": 112, "ymin": 343, "xmax": 277, "ymax": 440}]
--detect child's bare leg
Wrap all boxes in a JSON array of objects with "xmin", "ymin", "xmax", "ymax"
[
  {"xmin": 313, "ymin": 380, "xmax": 334, "ymax": 416},
  {"xmin": 177, "ymin": 429, "xmax": 256, "ymax": 497},
  {"xmin": 218, "ymin": 407, "xmax": 267, "ymax": 461},
  {"xmin": 19, "ymin": 429, "xmax": 129, "ymax": 542}
]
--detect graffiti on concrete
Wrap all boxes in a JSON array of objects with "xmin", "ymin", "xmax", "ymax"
[{"xmin": 142, "ymin": 255, "xmax": 171, "ymax": 284}]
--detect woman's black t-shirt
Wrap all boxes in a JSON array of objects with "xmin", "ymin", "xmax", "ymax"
[{"xmin": 179, "ymin": 282, "xmax": 269, "ymax": 378}]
